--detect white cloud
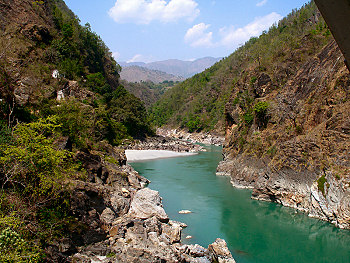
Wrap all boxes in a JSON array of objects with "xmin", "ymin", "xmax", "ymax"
[
  {"xmin": 185, "ymin": 12, "xmax": 282, "ymax": 50},
  {"xmin": 219, "ymin": 12, "xmax": 282, "ymax": 49},
  {"xmin": 184, "ymin": 23, "xmax": 214, "ymax": 47},
  {"xmin": 256, "ymin": 0, "xmax": 268, "ymax": 7},
  {"xmin": 108, "ymin": 0, "xmax": 200, "ymax": 24},
  {"xmin": 127, "ymin": 54, "xmax": 156, "ymax": 63}
]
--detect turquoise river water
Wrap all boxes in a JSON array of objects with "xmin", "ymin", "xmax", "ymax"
[{"xmin": 130, "ymin": 145, "xmax": 350, "ymax": 263}]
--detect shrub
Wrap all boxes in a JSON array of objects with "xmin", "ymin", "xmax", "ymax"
[
  {"xmin": 54, "ymin": 99, "xmax": 95, "ymax": 148},
  {"xmin": 242, "ymin": 112, "xmax": 254, "ymax": 126},
  {"xmin": 317, "ymin": 174, "xmax": 327, "ymax": 196},
  {"xmin": 0, "ymin": 228, "xmax": 42, "ymax": 262},
  {"xmin": 0, "ymin": 116, "xmax": 74, "ymax": 197},
  {"xmin": 254, "ymin": 101, "xmax": 269, "ymax": 128}
]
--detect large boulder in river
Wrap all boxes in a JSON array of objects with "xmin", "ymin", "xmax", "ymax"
[{"xmin": 128, "ymin": 188, "xmax": 169, "ymax": 222}]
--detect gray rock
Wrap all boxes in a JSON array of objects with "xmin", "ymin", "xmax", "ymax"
[
  {"xmin": 100, "ymin": 207, "xmax": 116, "ymax": 225},
  {"xmin": 128, "ymin": 188, "xmax": 169, "ymax": 222},
  {"xmin": 208, "ymin": 238, "xmax": 236, "ymax": 263},
  {"xmin": 162, "ymin": 222, "xmax": 182, "ymax": 244},
  {"xmin": 110, "ymin": 194, "xmax": 130, "ymax": 216}
]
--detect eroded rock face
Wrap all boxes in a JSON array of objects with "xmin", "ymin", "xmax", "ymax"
[{"xmin": 128, "ymin": 188, "xmax": 169, "ymax": 222}]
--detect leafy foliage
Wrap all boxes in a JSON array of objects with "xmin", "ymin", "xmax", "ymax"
[
  {"xmin": 253, "ymin": 101, "xmax": 269, "ymax": 128},
  {"xmin": 0, "ymin": 116, "xmax": 74, "ymax": 197},
  {"xmin": 0, "ymin": 228, "xmax": 42, "ymax": 262}
]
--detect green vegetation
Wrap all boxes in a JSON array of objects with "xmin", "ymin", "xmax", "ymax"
[
  {"xmin": 317, "ymin": 174, "xmax": 327, "ymax": 196},
  {"xmin": 0, "ymin": 117, "xmax": 82, "ymax": 262},
  {"xmin": 253, "ymin": 101, "xmax": 269, "ymax": 128},
  {"xmin": 151, "ymin": 1, "xmax": 330, "ymax": 132},
  {"xmin": 122, "ymin": 80, "xmax": 178, "ymax": 108},
  {"xmin": 0, "ymin": 0, "xmax": 153, "ymax": 261}
]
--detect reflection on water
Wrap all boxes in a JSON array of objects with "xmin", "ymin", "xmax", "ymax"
[{"xmin": 130, "ymin": 146, "xmax": 350, "ymax": 263}]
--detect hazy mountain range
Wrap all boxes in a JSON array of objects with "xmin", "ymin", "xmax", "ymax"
[
  {"xmin": 119, "ymin": 57, "xmax": 221, "ymax": 79},
  {"xmin": 120, "ymin": 66, "xmax": 184, "ymax": 83}
]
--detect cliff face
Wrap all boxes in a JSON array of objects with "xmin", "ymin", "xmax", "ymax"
[{"xmin": 218, "ymin": 40, "xmax": 350, "ymax": 229}]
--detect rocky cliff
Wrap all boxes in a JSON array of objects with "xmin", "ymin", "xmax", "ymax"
[{"xmin": 218, "ymin": 39, "xmax": 350, "ymax": 229}]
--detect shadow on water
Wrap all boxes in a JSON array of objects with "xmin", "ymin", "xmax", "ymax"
[{"xmin": 130, "ymin": 146, "xmax": 350, "ymax": 263}]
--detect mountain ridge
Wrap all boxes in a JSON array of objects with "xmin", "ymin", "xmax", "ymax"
[
  {"xmin": 120, "ymin": 56, "xmax": 221, "ymax": 78},
  {"xmin": 120, "ymin": 65, "xmax": 184, "ymax": 83}
]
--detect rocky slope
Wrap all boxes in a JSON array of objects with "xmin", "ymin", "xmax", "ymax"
[
  {"xmin": 218, "ymin": 39, "xmax": 350, "ymax": 229},
  {"xmin": 157, "ymin": 128, "xmax": 225, "ymax": 146}
]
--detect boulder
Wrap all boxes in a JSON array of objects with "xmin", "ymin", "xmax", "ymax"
[
  {"xmin": 110, "ymin": 194, "xmax": 129, "ymax": 216},
  {"xmin": 162, "ymin": 221, "xmax": 182, "ymax": 244},
  {"xmin": 128, "ymin": 188, "xmax": 168, "ymax": 222}
]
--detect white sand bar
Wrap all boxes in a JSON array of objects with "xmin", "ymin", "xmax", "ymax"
[{"xmin": 125, "ymin": 150, "xmax": 197, "ymax": 162}]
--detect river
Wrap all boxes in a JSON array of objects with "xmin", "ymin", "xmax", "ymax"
[{"xmin": 129, "ymin": 145, "xmax": 350, "ymax": 263}]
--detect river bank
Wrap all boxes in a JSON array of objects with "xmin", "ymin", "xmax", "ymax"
[
  {"xmin": 142, "ymin": 128, "xmax": 350, "ymax": 230},
  {"xmin": 125, "ymin": 149, "xmax": 197, "ymax": 161},
  {"xmin": 69, "ymin": 142, "xmax": 236, "ymax": 262},
  {"xmin": 157, "ymin": 128, "xmax": 225, "ymax": 146}
]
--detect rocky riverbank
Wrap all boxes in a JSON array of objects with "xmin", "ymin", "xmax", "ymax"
[
  {"xmin": 66, "ymin": 145, "xmax": 235, "ymax": 262},
  {"xmin": 157, "ymin": 128, "xmax": 225, "ymax": 146},
  {"xmin": 125, "ymin": 135, "xmax": 205, "ymax": 153}
]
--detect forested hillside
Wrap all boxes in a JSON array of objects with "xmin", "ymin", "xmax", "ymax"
[
  {"xmin": 151, "ymin": 1, "xmax": 331, "ymax": 132},
  {"xmin": 122, "ymin": 79, "xmax": 178, "ymax": 108},
  {"xmin": 0, "ymin": 0, "xmax": 152, "ymax": 261}
]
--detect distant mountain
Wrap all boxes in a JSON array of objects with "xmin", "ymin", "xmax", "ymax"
[
  {"xmin": 120, "ymin": 66, "xmax": 184, "ymax": 83},
  {"xmin": 120, "ymin": 57, "xmax": 221, "ymax": 78}
]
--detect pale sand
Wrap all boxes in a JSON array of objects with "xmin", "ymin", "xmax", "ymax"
[{"xmin": 125, "ymin": 150, "xmax": 197, "ymax": 162}]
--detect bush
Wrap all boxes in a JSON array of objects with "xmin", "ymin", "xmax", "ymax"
[
  {"xmin": 0, "ymin": 116, "xmax": 74, "ymax": 197},
  {"xmin": 0, "ymin": 228, "xmax": 42, "ymax": 262},
  {"xmin": 254, "ymin": 101, "xmax": 269, "ymax": 128},
  {"xmin": 317, "ymin": 174, "xmax": 327, "ymax": 196},
  {"xmin": 54, "ymin": 99, "xmax": 95, "ymax": 148}
]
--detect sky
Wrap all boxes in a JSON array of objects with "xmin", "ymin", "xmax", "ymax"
[{"xmin": 64, "ymin": 0, "xmax": 310, "ymax": 63}]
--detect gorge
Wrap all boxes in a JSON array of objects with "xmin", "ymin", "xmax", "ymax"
[{"xmin": 0, "ymin": 0, "xmax": 349, "ymax": 262}]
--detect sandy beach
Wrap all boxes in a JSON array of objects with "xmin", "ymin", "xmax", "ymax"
[{"xmin": 125, "ymin": 150, "xmax": 197, "ymax": 162}]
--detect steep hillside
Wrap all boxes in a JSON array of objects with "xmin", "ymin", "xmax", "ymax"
[
  {"xmin": 0, "ymin": 0, "xmax": 156, "ymax": 261},
  {"xmin": 120, "ymin": 65, "xmax": 184, "ymax": 83},
  {"xmin": 120, "ymin": 57, "xmax": 221, "ymax": 78},
  {"xmin": 152, "ymin": 1, "xmax": 350, "ymax": 228},
  {"xmin": 151, "ymin": 2, "xmax": 332, "ymax": 132}
]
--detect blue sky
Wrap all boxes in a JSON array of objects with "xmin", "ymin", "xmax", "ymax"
[{"xmin": 64, "ymin": 0, "xmax": 310, "ymax": 63}]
